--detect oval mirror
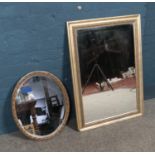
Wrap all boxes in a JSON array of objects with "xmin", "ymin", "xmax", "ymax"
[{"xmin": 12, "ymin": 71, "xmax": 70, "ymax": 140}]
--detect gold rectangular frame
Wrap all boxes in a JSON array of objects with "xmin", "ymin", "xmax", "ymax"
[{"xmin": 67, "ymin": 14, "xmax": 144, "ymax": 131}]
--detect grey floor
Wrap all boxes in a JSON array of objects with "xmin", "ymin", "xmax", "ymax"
[{"xmin": 1, "ymin": 99, "xmax": 155, "ymax": 152}]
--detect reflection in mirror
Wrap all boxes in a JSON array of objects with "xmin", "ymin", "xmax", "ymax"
[
  {"xmin": 77, "ymin": 25, "xmax": 136, "ymax": 123},
  {"xmin": 12, "ymin": 72, "xmax": 70, "ymax": 140}
]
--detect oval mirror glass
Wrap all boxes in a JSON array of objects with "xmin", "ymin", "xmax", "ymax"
[{"xmin": 12, "ymin": 71, "xmax": 70, "ymax": 140}]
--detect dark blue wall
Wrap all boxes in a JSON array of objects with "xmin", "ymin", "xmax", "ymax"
[
  {"xmin": 142, "ymin": 3, "xmax": 155, "ymax": 99},
  {"xmin": 0, "ymin": 2, "xmax": 151, "ymax": 134}
]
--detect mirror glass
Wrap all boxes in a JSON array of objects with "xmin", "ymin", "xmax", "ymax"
[
  {"xmin": 12, "ymin": 72, "xmax": 70, "ymax": 140},
  {"xmin": 77, "ymin": 24, "xmax": 137, "ymax": 123}
]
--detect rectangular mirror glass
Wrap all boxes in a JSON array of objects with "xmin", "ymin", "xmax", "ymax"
[{"xmin": 67, "ymin": 15, "xmax": 143, "ymax": 131}]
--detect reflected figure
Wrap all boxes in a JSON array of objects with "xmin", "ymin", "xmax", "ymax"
[{"xmin": 16, "ymin": 76, "xmax": 64, "ymax": 136}]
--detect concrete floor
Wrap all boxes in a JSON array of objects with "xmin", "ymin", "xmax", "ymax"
[{"xmin": 1, "ymin": 99, "xmax": 155, "ymax": 151}]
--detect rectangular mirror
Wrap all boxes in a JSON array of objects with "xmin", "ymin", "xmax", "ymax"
[{"xmin": 67, "ymin": 14, "xmax": 143, "ymax": 131}]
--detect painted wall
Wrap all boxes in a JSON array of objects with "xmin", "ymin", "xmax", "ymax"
[
  {"xmin": 0, "ymin": 2, "xmax": 151, "ymax": 134},
  {"xmin": 142, "ymin": 3, "xmax": 155, "ymax": 99}
]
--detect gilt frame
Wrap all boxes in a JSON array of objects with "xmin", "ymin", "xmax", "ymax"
[
  {"xmin": 12, "ymin": 71, "xmax": 70, "ymax": 140},
  {"xmin": 67, "ymin": 14, "xmax": 143, "ymax": 131}
]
